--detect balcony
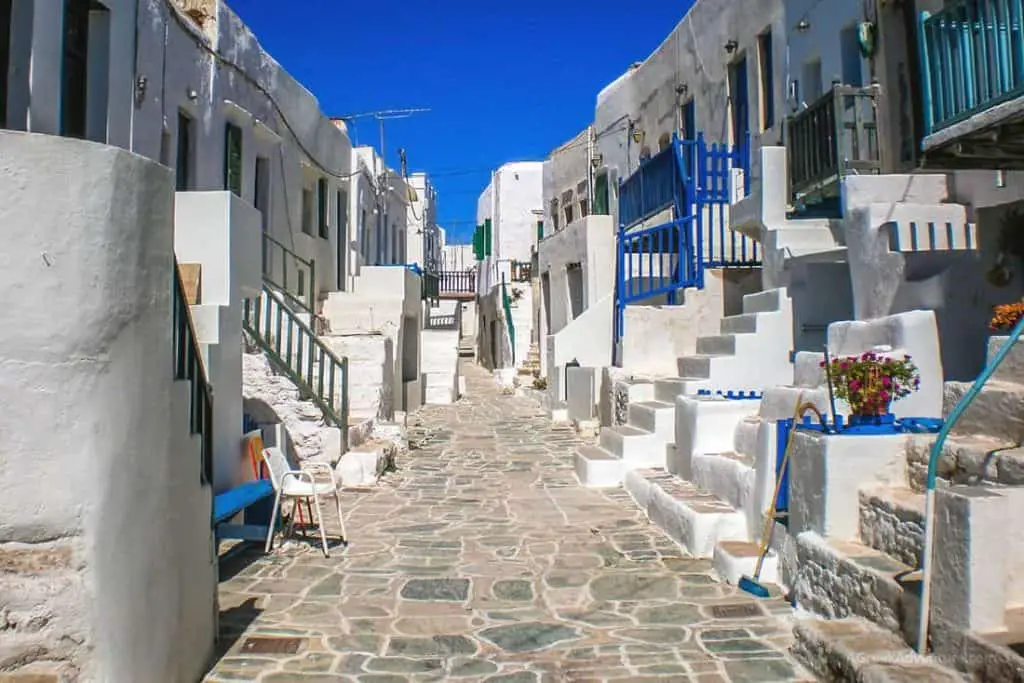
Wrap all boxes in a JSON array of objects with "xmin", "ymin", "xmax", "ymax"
[
  {"xmin": 919, "ymin": 0, "xmax": 1024, "ymax": 168},
  {"xmin": 787, "ymin": 85, "xmax": 882, "ymax": 205}
]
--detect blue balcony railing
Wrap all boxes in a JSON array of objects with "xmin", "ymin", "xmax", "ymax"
[{"xmin": 919, "ymin": 0, "xmax": 1024, "ymax": 135}]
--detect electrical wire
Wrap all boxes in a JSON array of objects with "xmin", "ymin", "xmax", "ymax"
[{"xmin": 162, "ymin": 0, "xmax": 365, "ymax": 181}]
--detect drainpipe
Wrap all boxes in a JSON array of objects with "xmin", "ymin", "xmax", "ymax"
[{"xmin": 586, "ymin": 125, "xmax": 595, "ymax": 211}]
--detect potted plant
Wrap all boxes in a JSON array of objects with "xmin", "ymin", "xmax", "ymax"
[
  {"xmin": 990, "ymin": 299, "xmax": 1024, "ymax": 333},
  {"xmin": 821, "ymin": 352, "xmax": 921, "ymax": 427}
]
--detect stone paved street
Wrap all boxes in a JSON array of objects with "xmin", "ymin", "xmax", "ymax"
[{"xmin": 206, "ymin": 364, "xmax": 813, "ymax": 682}]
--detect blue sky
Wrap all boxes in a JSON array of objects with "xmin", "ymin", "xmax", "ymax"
[{"xmin": 229, "ymin": 0, "xmax": 691, "ymax": 243}]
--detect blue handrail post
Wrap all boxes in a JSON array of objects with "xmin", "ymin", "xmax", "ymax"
[
  {"xmin": 918, "ymin": 11, "xmax": 936, "ymax": 135},
  {"xmin": 918, "ymin": 314, "xmax": 1024, "ymax": 653}
]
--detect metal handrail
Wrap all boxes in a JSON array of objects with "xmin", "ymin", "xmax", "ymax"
[
  {"xmin": 262, "ymin": 232, "xmax": 316, "ymax": 314},
  {"xmin": 917, "ymin": 315, "xmax": 1024, "ymax": 652},
  {"xmin": 243, "ymin": 285, "xmax": 348, "ymax": 442},
  {"xmin": 173, "ymin": 260, "xmax": 214, "ymax": 485}
]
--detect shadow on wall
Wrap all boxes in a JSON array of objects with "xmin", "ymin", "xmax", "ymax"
[{"xmin": 381, "ymin": 336, "xmax": 395, "ymax": 420}]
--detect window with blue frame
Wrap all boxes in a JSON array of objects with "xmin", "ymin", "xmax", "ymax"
[
  {"xmin": 728, "ymin": 55, "xmax": 750, "ymax": 147},
  {"xmin": 758, "ymin": 30, "xmax": 775, "ymax": 130}
]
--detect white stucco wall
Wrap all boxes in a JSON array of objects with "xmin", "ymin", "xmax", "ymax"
[
  {"xmin": 544, "ymin": 128, "xmax": 593, "ymax": 236},
  {"xmin": 8, "ymin": 0, "xmax": 356, "ymax": 297},
  {"xmin": 594, "ymin": 0, "xmax": 786, "ymax": 225},
  {"xmin": 538, "ymin": 215, "xmax": 617, "ymax": 336},
  {"xmin": 0, "ymin": 132, "xmax": 214, "ymax": 683}
]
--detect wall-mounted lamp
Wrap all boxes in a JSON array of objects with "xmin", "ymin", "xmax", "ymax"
[
  {"xmin": 796, "ymin": 18, "xmax": 810, "ymax": 32},
  {"xmin": 591, "ymin": 153, "xmax": 604, "ymax": 168},
  {"xmin": 631, "ymin": 129, "xmax": 644, "ymax": 144},
  {"xmin": 724, "ymin": 40, "xmax": 738, "ymax": 54},
  {"xmin": 135, "ymin": 76, "xmax": 148, "ymax": 105},
  {"xmin": 675, "ymin": 82, "xmax": 689, "ymax": 97},
  {"xmin": 187, "ymin": 87, "xmax": 199, "ymax": 101}
]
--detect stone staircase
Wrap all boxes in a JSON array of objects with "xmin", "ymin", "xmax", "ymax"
[
  {"xmin": 786, "ymin": 337, "xmax": 1024, "ymax": 680},
  {"xmin": 518, "ymin": 343, "xmax": 541, "ymax": 377},
  {"xmin": 573, "ymin": 287, "xmax": 794, "ymax": 491}
]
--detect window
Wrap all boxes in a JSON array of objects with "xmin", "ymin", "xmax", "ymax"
[
  {"xmin": 336, "ymin": 190, "xmax": 346, "ymax": 240},
  {"xmin": 577, "ymin": 181, "xmax": 589, "ymax": 218},
  {"xmin": 593, "ymin": 171, "xmax": 609, "ymax": 216},
  {"xmin": 224, "ymin": 122, "xmax": 243, "ymax": 196},
  {"xmin": 758, "ymin": 30, "xmax": 775, "ymax": 130},
  {"xmin": 562, "ymin": 190, "xmax": 574, "ymax": 225},
  {"xmin": 317, "ymin": 177, "xmax": 329, "ymax": 238},
  {"xmin": 61, "ymin": 0, "xmax": 91, "ymax": 138},
  {"xmin": 301, "ymin": 186, "xmax": 314, "ymax": 235},
  {"xmin": 550, "ymin": 199, "xmax": 560, "ymax": 231},
  {"xmin": 176, "ymin": 112, "xmax": 193, "ymax": 191},
  {"xmin": 360, "ymin": 208, "xmax": 368, "ymax": 261},
  {"xmin": 0, "ymin": 0, "xmax": 11, "ymax": 129},
  {"xmin": 728, "ymin": 55, "xmax": 750, "ymax": 146},
  {"xmin": 681, "ymin": 99, "xmax": 696, "ymax": 140}
]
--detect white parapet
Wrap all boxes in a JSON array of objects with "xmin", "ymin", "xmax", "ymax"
[{"xmin": 789, "ymin": 430, "xmax": 909, "ymax": 541}]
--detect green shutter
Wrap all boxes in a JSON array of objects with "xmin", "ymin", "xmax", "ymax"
[
  {"xmin": 537, "ymin": 220, "xmax": 544, "ymax": 241},
  {"xmin": 484, "ymin": 218, "xmax": 492, "ymax": 256},
  {"xmin": 472, "ymin": 225, "xmax": 483, "ymax": 261}
]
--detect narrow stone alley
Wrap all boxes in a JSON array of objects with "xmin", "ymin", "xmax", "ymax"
[{"xmin": 206, "ymin": 365, "xmax": 812, "ymax": 683}]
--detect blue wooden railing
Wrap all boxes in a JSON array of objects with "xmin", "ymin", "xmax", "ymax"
[
  {"xmin": 614, "ymin": 132, "xmax": 757, "ymax": 357},
  {"xmin": 919, "ymin": 0, "xmax": 1024, "ymax": 135}
]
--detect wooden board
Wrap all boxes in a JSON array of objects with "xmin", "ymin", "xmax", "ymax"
[{"xmin": 179, "ymin": 263, "xmax": 202, "ymax": 305}]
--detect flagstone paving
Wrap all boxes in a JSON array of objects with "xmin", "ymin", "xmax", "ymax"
[{"xmin": 206, "ymin": 364, "xmax": 813, "ymax": 682}]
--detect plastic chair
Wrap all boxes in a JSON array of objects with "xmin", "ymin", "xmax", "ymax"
[{"xmin": 261, "ymin": 447, "xmax": 347, "ymax": 556}]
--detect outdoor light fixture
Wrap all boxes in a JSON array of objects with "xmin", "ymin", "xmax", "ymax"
[
  {"xmin": 135, "ymin": 76, "xmax": 148, "ymax": 105},
  {"xmin": 857, "ymin": 21, "xmax": 877, "ymax": 58},
  {"xmin": 796, "ymin": 18, "xmax": 810, "ymax": 32},
  {"xmin": 724, "ymin": 40, "xmax": 738, "ymax": 54},
  {"xmin": 632, "ymin": 128, "xmax": 644, "ymax": 144},
  {"xmin": 676, "ymin": 82, "xmax": 689, "ymax": 97},
  {"xmin": 187, "ymin": 87, "xmax": 199, "ymax": 101},
  {"xmin": 591, "ymin": 153, "xmax": 603, "ymax": 168}
]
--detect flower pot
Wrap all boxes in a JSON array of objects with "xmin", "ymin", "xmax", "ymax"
[{"xmin": 846, "ymin": 412, "xmax": 896, "ymax": 431}]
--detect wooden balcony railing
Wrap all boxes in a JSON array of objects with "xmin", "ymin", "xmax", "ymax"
[{"xmin": 787, "ymin": 84, "xmax": 882, "ymax": 202}]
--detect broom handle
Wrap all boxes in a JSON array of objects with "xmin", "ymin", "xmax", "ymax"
[{"xmin": 752, "ymin": 396, "xmax": 807, "ymax": 580}]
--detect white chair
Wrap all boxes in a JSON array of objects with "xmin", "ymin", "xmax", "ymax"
[{"xmin": 261, "ymin": 447, "xmax": 347, "ymax": 557}]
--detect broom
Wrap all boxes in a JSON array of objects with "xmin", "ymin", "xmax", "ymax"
[{"xmin": 738, "ymin": 396, "xmax": 808, "ymax": 598}]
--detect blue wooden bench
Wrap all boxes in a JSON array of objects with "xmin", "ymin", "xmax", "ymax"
[{"xmin": 214, "ymin": 479, "xmax": 275, "ymax": 545}]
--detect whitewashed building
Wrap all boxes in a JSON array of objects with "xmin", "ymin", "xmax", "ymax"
[
  {"xmin": 0, "ymin": 0, "xmax": 427, "ymax": 679},
  {"xmin": 474, "ymin": 162, "xmax": 543, "ymax": 374}
]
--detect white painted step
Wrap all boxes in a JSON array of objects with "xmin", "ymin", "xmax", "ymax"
[
  {"xmin": 624, "ymin": 469, "xmax": 747, "ymax": 558},
  {"xmin": 720, "ymin": 313, "xmax": 758, "ymax": 334},
  {"xmin": 696, "ymin": 334, "xmax": 742, "ymax": 356},
  {"xmin": 599, "ymin": 425, "xmax": 665, "ymax": 468},
  {"xmin": 627, "ymin": 400, "xmax": 675, "ymax": 443},
  {"xmin": 713, "ymin": 540, "xmax": 780, "ymax": 588},
  {"xmin": 677, "ymin": 354, "xmax": 715, "ymax": 379},
  {"xmin": 574, "ymin": 446, "xmax": 624, "ymax": 488},
  {"xmin": 654, "ymin": 377, "xmax": 710, "ymax": 402},
  {"xmin": 742, "ymin": 288, "xmax": 786, "ymax": 314}
]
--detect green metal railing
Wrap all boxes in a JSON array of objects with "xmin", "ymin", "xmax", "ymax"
[
  {"xmin": 173, "ymin": 260, "xmax": 214, "ymax": 485},
  {"xmin": 243, "ymin": 284, "xmax": 348, "ymax": 441},
  {"xmin": 501, "ymin": 275, "xmax": 516, "ymax": 366},
  {"xmin": 262, "ymin": 232, "xmax": 316, "ymax": 314}
]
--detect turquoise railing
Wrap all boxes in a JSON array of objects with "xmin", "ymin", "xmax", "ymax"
[
  {"xmin": 919, "ymin": 0, "xmax": 1024, "ymax": 135},
  {"xmin": 243, "ymin": 285, "xmax": 349, "ymax": 441},
  {"xmin": 917, "ymin": 315, "xmax": 1024, "ymax": 652}
]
